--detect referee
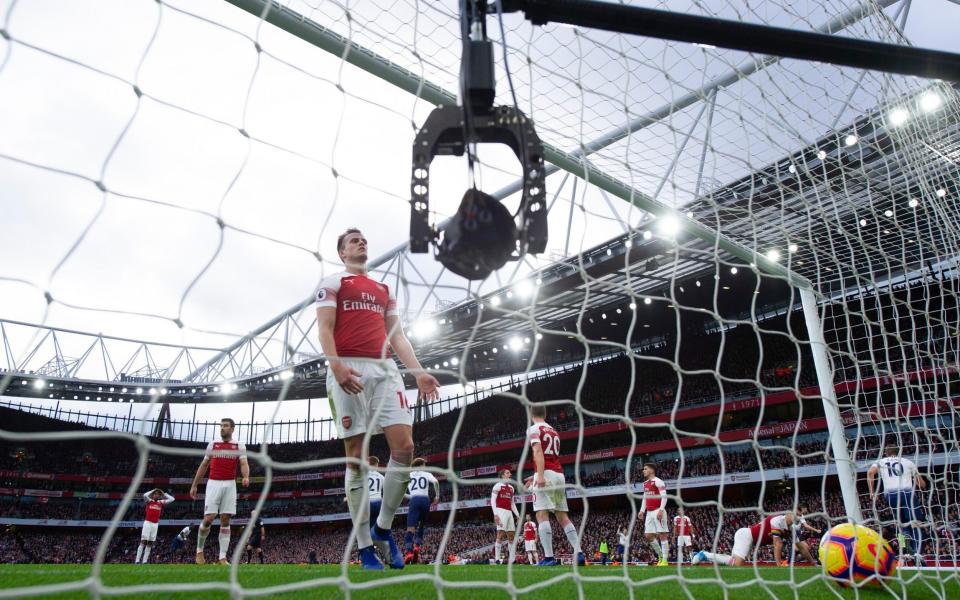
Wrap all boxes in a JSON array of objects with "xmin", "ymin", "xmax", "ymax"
[{"xmin": 245, "ymin": 515, "xmax": 266, "ymax": 563}]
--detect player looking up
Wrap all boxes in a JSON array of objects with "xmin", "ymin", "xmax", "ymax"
[
  {"xmin": 640, "ymin": 463, "xmax": 669, "ymax": 566},
  {"xmin": 693, "ymin": 512, "xmax": 796, "ymax": 566},
  {"xmin": 673, "ymin": 506, "xmax": 695, "ymax": 564},
  {"xmin": 523, "ymin": 514, "xmax": 539, "ymax": 564},
  {"xmin": 315, "ymin": 228, "xmax": 439, "ymax": 571},
  {"xmin": 135, "ymin": 488, "xmax": 173, "ymax": 564},
  {"xmin": 527, "ymin": 403, "xmax": 584, "ymax": 567},
  {"xmin": 868, "ymin": 444, "xmax": 928, "ymax": 562},
  {"xmin": 490, "ymin": 468, "xmax": 520, "ymax": 564},
  {"xmin": 404, "ymin": 457, "xmax": 439, "ymax": 564},
  {"xmin": 190, "ymin": 418, "xmax": 249, "ymax": 565}
]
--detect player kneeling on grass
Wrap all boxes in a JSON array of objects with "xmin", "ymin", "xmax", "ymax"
[
  {"xmin": 404, "ymin": 458, "xmax": 439, "ymax": 564},
  {"xmin": 526, "ymin": 403, "xmax": 585, "ymax": 567},
  {"xmin": 491, "ymin": 468, "xmax": 520, "ymax": 564},
  {"xmin": 190, "ymin": 418, "xmax": 249, "ymax": 565},
  {"xmin": 136, "ymin": 488, "xmax": 174, "ymax": 564},
  {"xmin": 693, "ymin": 512, "xmax": 796, "ymax": 566}
]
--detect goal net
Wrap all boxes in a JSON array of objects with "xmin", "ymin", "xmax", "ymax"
[{"xmin": 0, "ymin": 0, "xmax": 959, "ymax": 597}]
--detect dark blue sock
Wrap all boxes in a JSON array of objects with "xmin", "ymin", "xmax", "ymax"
[{"xmin": 404, "ymin": 531, "xmax": 414, "ymax": 551}]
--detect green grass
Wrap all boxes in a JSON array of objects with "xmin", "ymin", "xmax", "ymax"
[{"xmin": 0, "ymin": 564, "xmax": 956, "ymax": 599}]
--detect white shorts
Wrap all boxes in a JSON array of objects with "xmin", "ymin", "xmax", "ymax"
[
  {"xmin": 677, "ymin": 535, "xmax": 693, "ymax": 547},
  {"xmin": 204, "ymin": 479, "xmax": 237, "ymax": 516},
  {"xmin": 140, "ymin": 521, "xmax": 158, "ymax": 542},
  {"xmin": 644, "ymin": 510, "xmax": 669, "ymax": 534},
  {"xmin": 327, "ymin": 359, "xmax": 412, "ymax": 438},
  {"xmin": 494, "ymin": 508, "xmax": 515, "ymax": 532},
  {"xmin": 524, "ymin": 540, "xmax": 537, "ymax": 552},
  {"xmin": 731, "ymin": 527, "xmax": 754, "ymax": 560},
  {"xmin": 532, "ymin": 470, "xmax": 568, "ymax": 513}
]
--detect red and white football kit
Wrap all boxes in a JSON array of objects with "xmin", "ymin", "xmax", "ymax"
[
  {"xmin": 523, "ymin": 520, "xmax": 538, "ymax": 552},
  {"xmin": 203, "ymin": 440, "xmax": 247, "ymax": 516},
  {"xmin": 674, "ymin": 515, "xmax": 693, "ymax": 547},
  {"xmin": 642, "ymin": 477, "xmax": 669, "ymax": 534},
  {"xmin": 527, "ymin": 421, "xmax": 567, "ymax": 512},
  {"xmin": 315, "ymin": 272, "xmax": 410, "ymax": 437},
  {"xmin": 141, "ymin": 491, "xmax": 174, "ymax": 541},
  {"xmin": 491, "ymin": 482, "xmax": 519, "ymax": 532}
]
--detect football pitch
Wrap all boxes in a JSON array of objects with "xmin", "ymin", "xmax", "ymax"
[{"xmin": 0, "ymin": 565, "xmax": 957, "ymax": 599}]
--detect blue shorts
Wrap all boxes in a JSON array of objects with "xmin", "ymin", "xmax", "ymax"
[
  {"xmin": 885, "ymin": 490, "xmax": 924, "ymax": 524},
  {"xmin": 407, "ymin": 496, "xmax": 432, "ymax": 528},
  {"xmin": 370, "ymin": 500, "xmax": 382, "ymax": 523},
  {"xmin": 172, "ymin": 537, "xmax": 184, "ymax": 552},
  {"xmin": 617, "ymin": 544, "xmax": 624, "ymax": 554}
]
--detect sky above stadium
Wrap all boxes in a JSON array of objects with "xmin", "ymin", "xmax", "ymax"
[{"xmin": 1, "ymin": 0, "xmax": 958, "ymax": 431}]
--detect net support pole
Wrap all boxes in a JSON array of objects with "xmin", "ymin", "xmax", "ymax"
[{"xmin": 799, "ymin": 287, "xmax": 863, "ymax": 523}]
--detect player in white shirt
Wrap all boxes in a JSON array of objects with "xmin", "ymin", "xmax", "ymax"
[
  {"xmin": 868, "ymin": 444, "xmax": 928, "ymax": 560},
  {"xmin": 616, "ymin": 526, "xmax": 629, "ymax": 563},
  {"xmin": 640, "ymin": 463, "xmax": 670, "ymax": 566},
  {"xmin": 171, "ymin": 525, "xmax": 191, "ymax": 558},
  {"xmin": 672, "ymin": 506, "xmax": 694, "ymax": 564},
  {"xmin": 526, "ymin": 403, "xmax": 585, "ymax": 566},
  {"xmin": 490, "ymin": 469, "xmax": 520, "ymax": 564},
  {"xmin": 404, "ymin": 458, "xmax": 439, "ymax": 564}
]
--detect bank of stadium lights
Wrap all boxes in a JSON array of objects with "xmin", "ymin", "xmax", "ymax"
[{"xmin": 279, "ymin": 370, "xmax": 294, "ymax": 381}]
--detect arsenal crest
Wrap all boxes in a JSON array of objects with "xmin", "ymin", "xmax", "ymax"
[{"xmin": 341, "ymin": 416, "xmax": 352, "ymax": 430}]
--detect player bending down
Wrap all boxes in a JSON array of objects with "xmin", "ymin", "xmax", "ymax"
[
  {"xmin": 316, "ymin": 228, "xmax": 439, "ymax": 571},
  {"xmin": 491, "ymin": 468, "xmax": 520, "ymax": 564},
  {"xmin": 640, "ymin": 463, "xmax": 670, "ymax": 566},
  {"xmin": 136, "ymin": 488, "xmax": 174, "ymax": 564},
  {"xmin": 673, "ymin": 506, "xmax": 695, "ymax": 564},
  {"xmin": 693, "ymin": 512, "xmax": 796, "ymax": 566},
  {"xmin": 527, "ymin": 403, "xmax": 584, "ymax": 566},
  {"xmin": 782, "ymin": 504, "xmax": 821, "ymax": 565},
  {"xmin": 245, "ymin": 514, "xmax": 266, "ymax": 563},
  {"xmin": 190, "ymin": 417, "xmax": 249, "ymax": 565},
  {"xmin": 404, "ymin": 458, "xmax": 439, "ymax": 564},
  {"xmin": 171, "ymin": 525, "xmax": 191, "ymax": 560},
  {"xmin": 522, "ymin": 514, "xmax": 539, "ymax": 564}
]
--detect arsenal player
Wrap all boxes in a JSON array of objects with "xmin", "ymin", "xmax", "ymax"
[
  {"xmin": 673, "ymin": 506, "xmax": 695, "ymax": 564},
  {"xmin": 640, "ymin": 463, "xmax": 669, "ymax": 566},
  {"xmin": 190, "ymin": 418, "xmax": 249, "ymax": 565},
  {"xmin": 135, "ymin": 488, "xmax": 174, "ymax": 564},
  {"xmin": 693, "ymin": 512, "xmax": 796, "ymax": 566},
  {"xmin": 490, "ymin": 468, "xmax": 520, "ymax": 564},
  {"xmin": 526, "ymin": 403, "xmax": 584, "ymax": 566},
  {"xmin": 522, "ymin": 514, "xmax": 539, "ymax": 564},
  {"xmin": 315, "ymin": 228, "xmax": 439, "ymax": 570}
]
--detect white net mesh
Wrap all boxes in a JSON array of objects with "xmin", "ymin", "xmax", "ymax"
[{"xmin": 1, "ymin": 0, "xmax": 959, "ymax": 597}]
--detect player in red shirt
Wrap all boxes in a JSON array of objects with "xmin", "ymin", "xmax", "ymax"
[
  {"xmin": 135, "ymin": 488, "xmax": 174, "ymax": 564},
  {"xmin": 526, "ymin": 403, "xmax": 584, "ymax": 566},
  {"xmin": 694, "ymin": 512, "xmax": 796, "ymax": 566},
  {"xmin": 490, "ymin": 468, "xmax": 520, "ymax": 564},
  {"xmin": 673, "ymin": 506, "xmax": 696, "ymax": 564},
  {"xmin": 190, "ymin": 418, "xmax": 249, "ymax": 565},
  {"xmin": 640, "ymin": 463, "xmax": 670, "ymax": 566},
  {"xmin": 522, "ymin": 514, "xmax": 539, "ymax": 564},
  {"xmin": 316, "ymin": 229, "xmax": 439, "ymax": 571}
]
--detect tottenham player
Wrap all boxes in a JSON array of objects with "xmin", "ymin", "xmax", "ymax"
[
  {"xmin": 616, "ymin": 526, "xmax": 629, "ymax": 564},
  {"xmin": 491, "ymin": 468, "xmax": 520, "ymax": 564},
  {"xmin": 135, "ymin": 489, "xmax": 174, "ymax": 564},
  {"xmin": 244, "ymin": 514, "xmax": 266, "ymax": 563},
  {"xmin": 190, "ymin": 418, "xmax": 249, "ymax": 565},
  {"xmin": 404, "ymin": 457, "xmax": 439, "ymax": 564},
  {"xmin": 522, "ymin": 514, "xmax": 539, "ymax": 564},
  {"xmin": 527, "ymin": 403, "xmax": 584, "ymax": 566},
  {"xmin": 316, "ymin": 228, "xmax": 440, "ymax": 570},
  {"xmin": 868, "ymin": 444, "xmax": 928, "ymax": 562},
  {"xmin": 783, "ymin": 504, "xmax": 821, "ymax": 566},
  {"xmin": 693, "ymin": 512, "xmax": 796, "ymax": 566},
  {"xmin": 640, "ymin": 463, "xmax": 669, "ymax": 566},
  {"xmin": 673, "ymin": 506, "xmax": 695, "ymax": 564},
  {"xmin": 171, "ymin": 525, "xmax": 191, "ymax": 560}
]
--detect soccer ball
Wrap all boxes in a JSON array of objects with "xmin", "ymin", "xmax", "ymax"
[{"xmin": 819, "ymin": 523, "xmax": 897, "ymax": 587}]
